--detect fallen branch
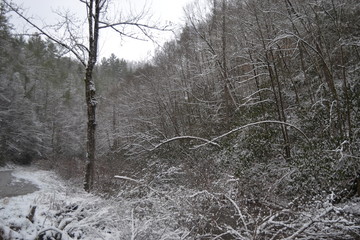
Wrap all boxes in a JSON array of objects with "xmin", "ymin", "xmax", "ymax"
[
  {"xmin": 283, "ymin": 207, "xmax": 333, "ymax": 240},
  {"xmin": 224, "ymin": 195, "xmax": 248, "ymax": 232}
]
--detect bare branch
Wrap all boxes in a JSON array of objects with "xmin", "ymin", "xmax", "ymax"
[
  {"xmin": 193, "ymin": 120, "xmax": 310, "ymax": 149},
  {"xmin": 98, "ymin": 20, "xmax": 170, "ymax": 46},
  {"xmin": 99, "ymin": 20, "xmax": 169, "ymax": 32},
  {"xmin": 283, "ymin": 207, "xmax": 334, "ymax": 240},
  {"xmin": 224, "ymin": 195, "xmax": 248, "ymax": 232},
  {"xmin": 3, "ymin": 0, "xmax": 87, "ymax": 66},
  {"xmin": 149, "ymin": 136, "xmax": 220, "ymax": 151},
  {"xmin": 100, "ymin": 23, "xmax": 148, "ymax": 41},
  {"xmin": 114, "ymin": 175, "xmax": 143, "ymax": 184}
]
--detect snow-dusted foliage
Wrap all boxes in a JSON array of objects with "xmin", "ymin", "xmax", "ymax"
[
  {"xmin": 0, "ymin": 167, "xmax": 187, "ymax": 239},
  {"xmin": 1, "ymin": 0, "xmax": 360, "ymax": 239},
  {"xmin": 1, "ymin": 167, "xmax": 359, "ymax": 240},
  {"xmin": 0, "ymin": 6, "xmax": 85, "ymax": 166}
]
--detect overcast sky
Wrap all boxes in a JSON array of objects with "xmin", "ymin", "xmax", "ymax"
[{"xmin": 9, "ymin": 0, "xmax": 195, "ymax": 61}]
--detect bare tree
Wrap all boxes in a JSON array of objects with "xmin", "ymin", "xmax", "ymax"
[{"xmin": 4, "ymin": 0, "xmax": 167, "ymax": 192}]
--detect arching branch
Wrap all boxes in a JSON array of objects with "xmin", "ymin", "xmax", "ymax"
[
  {"xmin": 149, "ymin": 136, "xmax": 220, "ymax": 151},
  {"xmin": 193, "ymin": 120, "xmax": 310, "ymax": 149},
  {"xmin": 149, "ymin": 121, "xmax": 308, "ymax": 152}
]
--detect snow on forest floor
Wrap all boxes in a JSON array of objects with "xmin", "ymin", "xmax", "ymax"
[
  {"xmin": 1, "ymin": 165, "xmax": 360, "ymax": 240},
  {"xmin": 0, "ymin": 166, "xmax": 188, "ymax": 240}
]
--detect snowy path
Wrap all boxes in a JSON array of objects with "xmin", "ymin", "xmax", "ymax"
[
  {"xmin": 0, "ymin": 167, "xmax": 80, "ymax": 239},
  {"xmin": 0, "ymin": 166, "xmax": 188, "ymax": 240},
  {"xmin": 0, "ymin": 167, "xmax": 127, "ymax": 240},
  {"xmin": 0, "ymin": 170, "xmax": 39, "ymax": 198}
]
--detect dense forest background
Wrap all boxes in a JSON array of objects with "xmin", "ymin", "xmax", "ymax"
[{"xmin": 1, "ymin": 0, "xmax": 359, "ymax": 239}]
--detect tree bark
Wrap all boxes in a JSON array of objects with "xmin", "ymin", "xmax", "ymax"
[
  {"xmin": 84, "ymin": 66, "xmax": 97, "ymax": 192},
  {"xmin": 84, "ymin": 0, "xmax": 100, "ymax": 192}
]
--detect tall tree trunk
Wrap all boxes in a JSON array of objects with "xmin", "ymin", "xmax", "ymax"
[
  {"xmin": 331, "ymin": 0, "xmax": 352, "ymax": 139},
  {"xmin": 253, "ymin": 4, "xmax": 291, "ymax": 159},
  {"xmin": 269, "ymin": 50, "xmax": 291, "ymax": 159},
  {"xmin": 221, "ymin": 0, "xmax": 237, "ymax": 127},
  {"xmin": 248, "ymin": 50, "xmax": 268, "ymax": 122},
  {"xmin": 84, "ymin": 65, "xmax": 97, "ymax": 192},
  {"xmin": 84, "ymin": 0, "xmax": 100, "ymax": 192}
]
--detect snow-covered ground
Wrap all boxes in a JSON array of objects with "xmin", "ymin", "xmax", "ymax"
[
  {"xmin": 0, "ymin": 166, "xmax": 189, "ymax": 240},
  {"xmin": 1, "ymin": 166, "xmax": 359, "ymax": 240}
]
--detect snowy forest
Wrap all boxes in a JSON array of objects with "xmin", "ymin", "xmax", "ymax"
[{"xmin": 1, "ymin": 0, "xmax": 360, "ymax": 239}]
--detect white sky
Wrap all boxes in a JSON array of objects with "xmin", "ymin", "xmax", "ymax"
[{"xmin": 9, "ymin": 0, "xmax": 195, "ymax": 61}]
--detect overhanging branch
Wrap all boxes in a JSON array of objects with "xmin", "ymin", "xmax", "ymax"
[
  {"xmin": 98, "ymin": 20, "xmax": 169, "ymax": 31},
  {"xmin": 3, "ymin": 0, "xmax": 87, "ymax": 66}
]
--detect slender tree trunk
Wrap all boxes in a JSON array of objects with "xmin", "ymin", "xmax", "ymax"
[
  {"xmin": 331, "ymin": 0, "xmax": 352, "ymax": 139},
  {"xmin": 84, "ymin": 0, "xmax": 100, "ymax": 192},
  {"xmin": 84, "ymin": 65, "xmax": 97, "ymax": 192},
  {"xmin": 253, "ymin": 4, "xmax": 291, "ymax": 159},
  {"xmin": 285, "ymin": 0, "xmax": 315, "ymax": 105},
  {"xmin": 248, "ymin": 51, "xmax": 267, "ymax": 121},
  {"xmin": 221, "ymin": 0, "xmax": 237, "ymax": 127},
  {"xmin": 277, "ymin": 48, "xmax": 300, "ymax": 105},
  {"xmin": 270, "ymin": 50, "xmax": 291, "ymax": 159},
  {"xmin": 298, "ymin": 43, "xmax": 315, "ymax": 104}
]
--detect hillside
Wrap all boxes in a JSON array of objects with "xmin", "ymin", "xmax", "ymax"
[{"xmin": 0, "ymin": 0, "xmax": 359, "ymax": 239}]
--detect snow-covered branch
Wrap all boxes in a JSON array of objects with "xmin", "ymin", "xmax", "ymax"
[
  {"xmin": 114, "ymin": 175, "xmax": 143, "ymax": 184},
  {"xmin": 193, "ymin": 120, "xmax": 310, "ymax": 149},
  {"xmin": 149, "ymin": 135, "xmax": 220, "ymax": 151},
  {"xmin": 283, "ymin": 207, "xmax": 334, "ymax": 240}
]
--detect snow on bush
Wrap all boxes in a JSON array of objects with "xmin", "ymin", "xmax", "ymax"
[
  {"xmin": 1, "ymin": 167, "xmax": 359, "ymax": 240},
  {"xmin": 0, "ymin": 167, "xmax": 191, "ymax": 239}
]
